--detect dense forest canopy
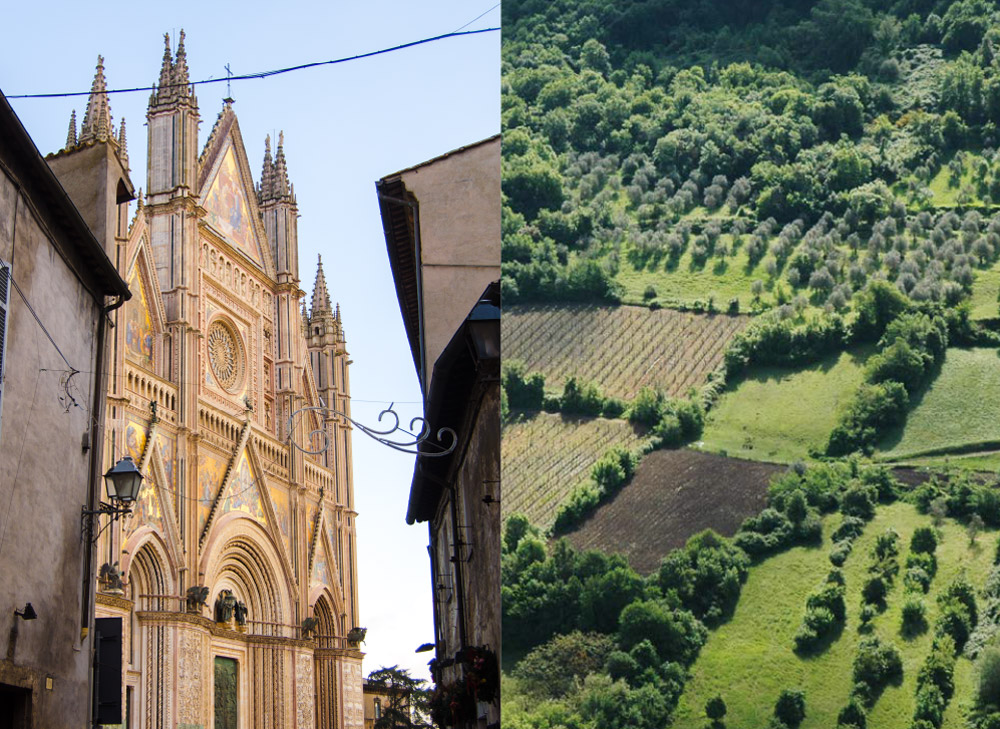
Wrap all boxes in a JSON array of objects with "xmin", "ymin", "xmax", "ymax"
[{"xmin": 502, "ymin": 0, "xmax": 1000, "ymax": 309}]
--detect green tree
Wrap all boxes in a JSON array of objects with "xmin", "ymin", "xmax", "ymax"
[{"xmin": 366, "ymin": 666, "xmax": 431, "ymax": 729}]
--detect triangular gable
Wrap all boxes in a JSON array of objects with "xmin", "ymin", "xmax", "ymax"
[
  {"xmin": 122, "ymin": 435, "xmax": 184, "ymax": 570},
  {"xmin": 309, "ymin": 507, "xmax": 344, "ymax": 593},
  {"xmin": 202, "ymin": 143, "xmax": 264, "ymax": 266},
  {"xmin": 197, "ymin": 449, "xmax": 227, "ymax": 534},
  {"xmin": 218, "ymin": 449, "xmax": 267, "ymax": 525},
  {"xmin": 121, "ymin": 225, "xmax": 167, "ymax": 373}
]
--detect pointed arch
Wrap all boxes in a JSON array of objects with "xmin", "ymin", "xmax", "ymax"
[
  {"xmin": 200, "ymin": 515, "xmax": 295, "ymax": 631},
  {"xmin": 122, "ymin": 529, "xmax": 177, "ymax": 610}
]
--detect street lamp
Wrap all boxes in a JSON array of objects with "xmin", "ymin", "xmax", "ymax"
[
  {"xmin": 465, "ymin": 297, "xmax": 500, "ymax": 364},
  {"xmin": 81, "ymin": 456, "xmax": 144, "ymax": 543}
]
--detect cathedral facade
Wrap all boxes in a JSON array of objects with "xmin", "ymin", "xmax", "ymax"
[{"xmin": 50, "ymin": 33, "xmax": 363, "ymax": 729}]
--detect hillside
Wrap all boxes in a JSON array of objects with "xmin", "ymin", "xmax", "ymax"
[{"xmin": 674, "ymin": 502, "xmax": 995, "ymax": 729}]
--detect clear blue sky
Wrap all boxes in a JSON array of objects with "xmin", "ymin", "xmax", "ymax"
[{"xmin": 0, "ymin": 0, "xmax": 499, "ymax": 680}]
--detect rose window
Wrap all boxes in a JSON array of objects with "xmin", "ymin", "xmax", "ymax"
[{"xmin": 208, "ymin": 320, "xmax": 243, "ymax": 391}]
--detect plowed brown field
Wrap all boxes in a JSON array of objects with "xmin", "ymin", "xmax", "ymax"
[
  {"xmin": 564, "ymin": 450, "xmax": 782, "ymax": 573},
  {"xmin": 502, "ymin": 304, "xmax": 750, "ymax": 400}
]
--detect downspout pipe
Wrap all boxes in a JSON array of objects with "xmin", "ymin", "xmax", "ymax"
[{"xmin": 82, "ymin": 293, "xmax": 127, "ymax": 676}]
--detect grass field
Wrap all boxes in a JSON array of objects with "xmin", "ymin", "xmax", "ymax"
[
  {"xmin": 501, "ymin": 412, "xmax": 651, "ymax": 531},
  {"xmin": 673, "ymin": 501, "xmax": 997, "ymax": 729},
  {"xmin": 503, "ymin": 304, "xmax": 749, "ymax": 401},
  {"xmin": 698, "ymin": 347, "xmax": 873, "ymax": 463},
  {"xmin": 970, "ymin": 266, "xmax": 1000, "ymax": 320},
  {"xmin": 617, "ymin": 236, "xmax": 770, "ymax": 309},
  {"xmin": 904, "ymin": 451, "xmax": 1000, "ymax": 474},
  {"xmin": 879, "ymin": 347, "xmax": 1000, "ymax": 459}
]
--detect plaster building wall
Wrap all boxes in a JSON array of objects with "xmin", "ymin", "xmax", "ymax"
[
  {"xmin": 0, "ymin": 91, "xmax": 129, "ymax": 728},
  {"xmin": 39, "ymin": 37, "xmax": 363, "ymax": 729},
  {"xmin": 396, "ymin": 136, "xmax": 500, "ymax": 394}
]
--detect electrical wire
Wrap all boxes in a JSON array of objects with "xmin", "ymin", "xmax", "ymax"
[
  {"xmin": 452, "ymin": 3, "xmax": 500, "ymax": 33},
  {"xmin": 6, "ymin": 28, "xmax": 499, "ymax": 100}
]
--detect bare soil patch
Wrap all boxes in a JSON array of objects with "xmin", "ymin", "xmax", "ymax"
[{"xmin": 564, "ymin": 450, "xmax": 782, "ymax": 574}]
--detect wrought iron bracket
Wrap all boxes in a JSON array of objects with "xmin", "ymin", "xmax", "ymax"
[
  {"xmin": 287, "ymin": 402, "xmax": 456, "ymax": 457},
  {"xmin": 81, "ymin": 502, "xmax": 133, "ymax": 545}
]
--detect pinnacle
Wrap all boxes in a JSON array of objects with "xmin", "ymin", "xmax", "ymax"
[
  {"xmin": 157, "ymin": 33, "xmax": 172, "ymax": 97},
  {"xmin": 118, "ymin": 117, "xmax": 129, "ymax": 168},
  {"xmin": 311, "ymin": 255, "xmax": 333, "ymax": 317},
  {"xmin": 66, "ymin": 110, "xmax": 77, "ymax": 149},
  {"xmin": 79, "ymin": 55, "xmax": 113, "ymax": 145},
  {"xmin": 273, "ymin": 130, "xmax": 290, "ymax": 197},
  {"xmin": 260, "ymin": 134, "xmax": 274, "ymax": 201},
  {"xmin": 174, "ymin": 29, "xmax": 190, "ymax": 91}
]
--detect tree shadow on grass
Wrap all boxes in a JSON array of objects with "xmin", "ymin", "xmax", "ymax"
[
  {"xmin": 875, "ymin": 367, "xmax": 937, "ymax": 454},
  {"xmin": 793, "ymin": 619, "xmax": 846, "ymax": 659}
]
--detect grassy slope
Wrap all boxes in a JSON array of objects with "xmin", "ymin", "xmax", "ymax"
[
  {"xmin": 674, "ymin": 502, "xmax": 996, "ymax": 729},
  {"xmin": 501, "ymin": 411, "xmax": 651, "ymax": 530},
  {"xmin": 697, "ymin": 347, "xmax": 872, "ymax": 463},
  {"xmin": 879, "ymin": 347, "xmax": 1000, "ymax": 459},
  {"xmin": 617, "ymin": 236, "xmax": 770, "ymax": 309}
]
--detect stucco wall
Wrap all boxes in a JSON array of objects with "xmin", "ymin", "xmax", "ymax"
[
  {"xmin": 400, "ymin": 138, "xmax": 500, "ymax": 394},
  {"xmin": 0, "ymin": 164, "xmax": 102, "ymax": 726}
]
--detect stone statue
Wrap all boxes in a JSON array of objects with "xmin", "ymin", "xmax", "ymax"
[
  {"xmin": 186, "ymin": 585, "xmax": 209, "ymax": 614},
  {"xmin": 301, "ymin": 617, "xmax": 319, "ymax": 639},
  {"xmin": 234, "ymin": 600, "xmax": 248, "ymax": 628},
  {"xmin": 99, "ymin": 562, "xmax": 124, "ymax": 594},
  {"xmin": 214, "ymin": 589, "xmax": 237, "ymax": 624}
]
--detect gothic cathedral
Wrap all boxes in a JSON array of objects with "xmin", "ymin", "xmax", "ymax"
[{"xmin": 52, "ymin": 33, "xmax": 363, "ymax": 729}]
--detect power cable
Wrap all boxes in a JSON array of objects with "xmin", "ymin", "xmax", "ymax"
[
  {"xmin": 452, "ymin": 3, "xmax": 500, "ymax": 33},
  {"xmin": 7, "ymin": 28, "xmax": 499, "ymax": 100}
]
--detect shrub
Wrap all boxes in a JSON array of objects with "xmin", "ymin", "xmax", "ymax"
[
  {"xmin": 514, "ymin": 631, "xmax": 617, "ymax": 698},
  {"xmin": 911, "ymin": 526, "xmax": 938, "ymax": 554},
  {"xmin": 706, "ymin": 695, "xmax": 727, "ymax": 721},
  {"xmin": 774, "ymin": 689, "xmax": 807, "ymax": 727},
  {"xmin": 833, "ymin": 516, "xmax": 867, "ymax": 543},
  {"xmin": 862, "ymin": 576, "xmax": 887, "ymax": 607},
  {"xmin": 606, "ymin": 650, "xmax": 639, "ymax": 683},
  {"xmin": 656, "ymin": 530, "xmax": 750, "ymax": 625},
  {"xmin": 837, "ymin": 697, "xmax": 867, "ymax": 728},
  {"xmin": 841, "ymin": 485, "xmax": 877, "ymax": 521},
  {"xmin": 853, "ymin": 635, "xmax": 903, "ymax": 693},
  {"xmin": 936, "ymin": 599, "xmax": 974, "ymax": 651},
  {"xmin": 503, "ymin": 361, "xmax": 546, "ymax": 410},
  {"xmin": 903, "ymin": 597, "xmax": 928, "ymax": 635},
  {"xmin": 978, "ymin": 646, "xmax": 1000, "ymax": 708},
  {"xmin": 913, "ymin": 684, "xmax": 946, "ymax": 726},
  {"xmin": 629, "ymin": 387, "xmax": 664, "ymax": 426},
  {"xmin": 618, "ymin": 600, "xmax": 708, "ymax": 666},
  {"xmin": 830, "ymin": 540, "xmax": 853, "ymax": 566},
  {"xmin": 561, "ymin": 376, "xmax": 606, "ymax": 416}
]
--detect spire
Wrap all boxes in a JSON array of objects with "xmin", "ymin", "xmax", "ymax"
[
  {"xmin": 154, "ymin": 33, "xmax": 172, "ymax": 104},
  {"xmin": 65, "ymin": 110, "xmax": 77, "ymax": 149},
  {"xmin": 273, "ymin": 131, "xmax": 290, "ymax": 198},
  {"xmin": 174, "ymin": 30, "xmax": 191, "ymax": 94},
  {"xmin": 79, "ymin": 55, "xmax": 113, "ymax": 144},
  {"xmin": 311, "ymin": 255, "xmax": 332, "ymax": 316},
  {"xmin": 260, "ymin": 135, "xmax": 274, "ymax": 201},
  {"xmin": 118, "ymin": 117, "xmax": 129, "ymax": 169},
  {"xmin": 136, "ymin": 188, "xmax": 144, "ymax": 210}
]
